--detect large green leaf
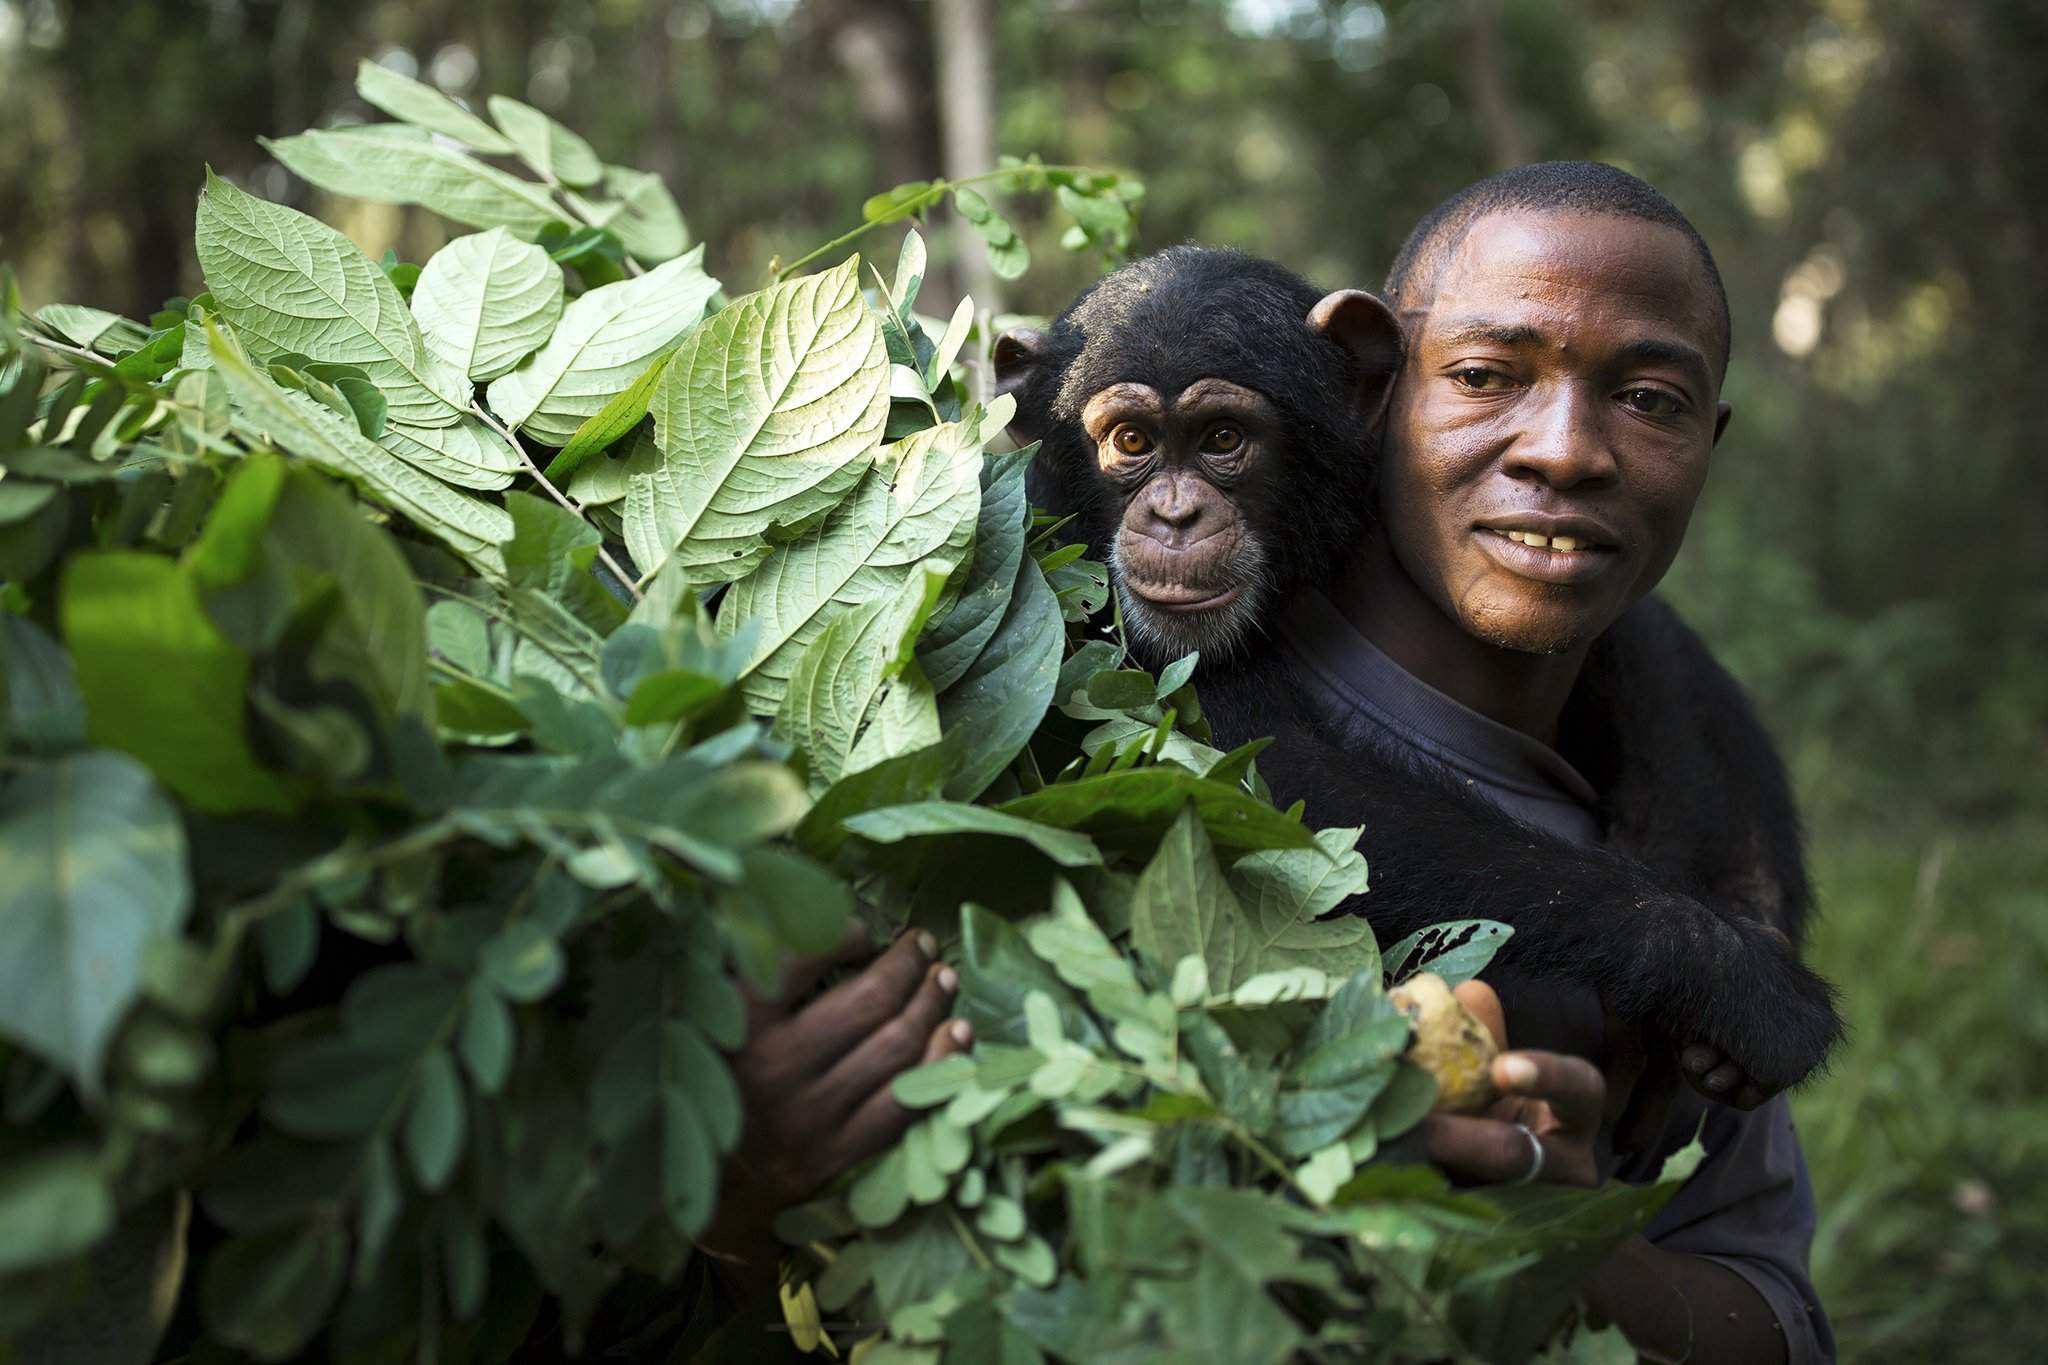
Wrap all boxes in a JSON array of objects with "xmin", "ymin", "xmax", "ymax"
[
  {"xmin": 920, "ymin": 450, "xmax": 1030, "ymax": 693},
  {"xmin": 774, "ymin": 562, "xmax": 950, "ymax": 787},
  {"xmin": 0, "ymin": 750, "xmax": 192, "ymax": 1091},
  {"xmin": 485, "ymin": 248, "xmax": 718, "ymax": 446},
  {"xmin": 997, "ymin": 768, "xmax": 1315, "ymax": 861},
  {"xmin": 719, "ymin": 411, "xmax": 983, "ymax": 712},
  {"xmin": 1223, "ymin": 825, "xmax": 1380, "ymax": 983},
  {"xmin": 208, "ymin": 321, "xmax": 512, "ymax": 574},
  {"xmin": 262, "ymin": 123, "xmax": 562, "ymax": 235},
  {"xmin": 0, "ymin": 1149, "xmax": 115, "ymax": 1274},
  {"xmin": 196, "ymin": 170, "xmax": 470, "ymax": 427},
  {"xmin": 411, "ymin": 227, "xmax": 565, "ymax": 382},
  {"xmin": 1129, "ymin": 805, "xmax": 1254, "ymax": 988},
  {"xmin": 354, "ymin": 59, "xmax": 515, "ymax": 154},
  {"xmin": 937, "ymin": 548, "xmax": 1063, "ymax": 802},
  {"xmin": 487, "ymin": 94, "xmax": 604, "ymax": 188},
  {"xmin": 61, "ymin": 550, "xmax": 292, "ymax": 811},
  {"xmin": 625, "ymin": 258, "xmax": 887, "ymax": 585}
]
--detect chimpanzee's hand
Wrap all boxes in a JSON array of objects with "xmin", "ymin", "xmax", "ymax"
[
  {"xmin": 1674, "ymin": 916, "xmax": 1842, "ymax": 1106},
  {"xmin": 696, "ymin": 923, "xmax": 973, "ymax": 1278}
]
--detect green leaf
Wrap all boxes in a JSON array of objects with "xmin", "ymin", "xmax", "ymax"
[
  {"xmin": 405, "ymin": 1046, "xmax": 466, "ymax": 1191},
  {"xmin": 197, "ymin": 170, "xmax": 470, "ymax": 427},
  {"xmin": 1129, "ymin": 806, "xmax": 1253, "ymax": 989},
  {"xmin": 891, "ymin": 1054, "xmax": 977, "ymax": 1108},
  {"xmin": 627, "ymin": 257, "xmax": 887, "ymax": 587},
  {"xmin": 376, "ymin": 414, "xmax": 522, "ymax": 490},
  {"xmin": 774, "ymin": 562, "xmax": 951, "ymax": 787},
  {"xmin": 487, "ymin": 94, "xmax": 604, "ymax": 188},
  {"xmin": 1222, "ymin": 825, "xmax": 1380, "ymax": 983},
  {"xmin": 542, "ymin": 350, "xmax": 669, "ymax": 482},
  {"xmin": 456, "ymin": 986, "xmax": 512, "ymax": 1096},
  {"xmin": 201, "ymin": 1219, "xmax": 349, "ymax": 1360},
  {"xmin": 486, "ymin": 247, "xmax": 717, "ymax": 446},
  {"xmin": 998, "ymin": 767, "xmax": 1314, "ymax": 861},
  {"xmin": 1087, "ymin": 669, "xmax": 1157, "ymax": 710},
  {"xmin": 411, "ymin": 227, "xmax": 566, "ymax": 382},
  {"xmin": 34, "ymin": 303, "xmax": 149, "ymax": 354},
  {"xmin": 1384, "ymin": 920, "xmax": 1514, "ymax": 989},
  {"xmin": 862, "ymin": 180, "xmax": 942, "ymax": 223},
  {"xmin": 571, "ymin": 164, "xmax": 690, "ymax": 263},
  {"xmin": 207, "ymin": 321, "xmax": 512, "ymax": 573},
  {"xmin": 720, "ymin": 411, "xmax": 984, "ymax": 712},
  {"xmin": 956, "ymin": 904, "xmax": 1102, "ymax": 1050},
  {"xmin": 844, "ymin": 801, "xmax": 1102, "ymax": 868},
  {"xmin": 590, "ymin": 1018, "xmax": 738, "ymax": 1238},
  {"xmin": 0, "ymin": 614, "xmax": 85, "ymax": 752},
  {"xmin": 920, "ymin": 451, "xmax": 1029, "ymax": 693},
  {"xmin": 0, "ymin": 1148, "xmax": 115, "ymax": 1273},
  {"xmin": 723, "ymin": 845, "xmax": 853, "ymax": 957},
  {"xmin": 61, "ymin": 552, "xmax": 291, "ymax": 811},
  {"xmin": 356, "ymin": 59, "xmax": 516, "ymax": 154},
  {"xmin": 263, "ymin": 123, "xmax": 563, "ymax": 236}
]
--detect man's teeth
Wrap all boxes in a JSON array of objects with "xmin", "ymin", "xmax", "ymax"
[{"xmin": 1494, "ymin": 528, "xmax": 1590, "ymax": 551}]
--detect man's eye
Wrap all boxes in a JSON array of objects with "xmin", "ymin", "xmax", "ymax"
[
  {"xmin": 1620, "ymin": 387, "xmax": 1683, "ymax": 416},
  {"xmin": 1202, "ymin": 425, "xmax": 1244, "ymax": 454},
  {"xmin": 1111, "ymin": 424, "xmax": 1153, "ymax": 457},
  {"xmin": 1451, "ymin": 367, "xmax": 1513, "ymax": 391}
]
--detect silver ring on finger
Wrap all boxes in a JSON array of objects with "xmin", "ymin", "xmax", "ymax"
[{"xmin": 1511, "ymin": 1121, "xmax": 1545, "ymax": 1185}]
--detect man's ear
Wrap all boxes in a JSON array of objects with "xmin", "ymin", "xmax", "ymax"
[
  {"xmin": 1713, "ymin": 400, "xmax": 1733, "ymax": 447},
  {"xmin": 1307, "ymin": 290, "xmax": 1403, "ymax": 429}
]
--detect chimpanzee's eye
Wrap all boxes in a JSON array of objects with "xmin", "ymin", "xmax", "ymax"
[
  {"xmin": 1111, "ymin": 424, "xmax": 1153, "ymax": 457},
  {"xmin": 1202, "ymin": 425, "xmax": 1244, "ymax": 455}
]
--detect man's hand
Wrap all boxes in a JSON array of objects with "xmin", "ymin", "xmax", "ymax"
[{"xmin": 697, "ymin": 924, "xmax": 973, "ymax": 1273}]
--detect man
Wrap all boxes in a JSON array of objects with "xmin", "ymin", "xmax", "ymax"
[
  {"xmin": 705, "ymin": 163, "xmax": 1831, "ymax": 1363},
  {"xmin": 1275, "ymin": 161, "xmax": 1832, "ymax": 1362}
]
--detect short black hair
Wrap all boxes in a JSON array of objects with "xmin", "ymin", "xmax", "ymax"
[{"xmin": 1384, "ymin": 160, "xmax": 1731, "ymax": 375}]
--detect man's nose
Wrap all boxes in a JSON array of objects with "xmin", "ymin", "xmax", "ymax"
[{"xmin": 1503, "ymin": 383, "xmax": 1618, "ymax": 489}]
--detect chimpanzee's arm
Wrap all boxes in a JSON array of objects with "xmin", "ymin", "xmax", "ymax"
[{"xmin": 1207, "ymin": 673, "xmax": 1842, "ymax": 1095}]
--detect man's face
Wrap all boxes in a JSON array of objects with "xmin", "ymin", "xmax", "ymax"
[{"xmin": 1379, "ymin": 209, "xmax": 1729, "ymax": 655}]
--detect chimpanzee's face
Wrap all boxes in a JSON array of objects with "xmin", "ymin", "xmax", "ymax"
[
  {"xmin": 1379, "ymin": 209, "xmax": 1730, "ymax": 656},
  {"xmin": 1083, "ymin": 376, "xmax": 1283, "ymax": 658}
]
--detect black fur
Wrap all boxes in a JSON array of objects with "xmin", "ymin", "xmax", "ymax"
[{"xmin": 1004, "ymin": 246, "xmax": 1842, "ymax": 1093}]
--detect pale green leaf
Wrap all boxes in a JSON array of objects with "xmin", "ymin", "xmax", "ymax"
[
  {"xmin": 377, "ymin": 415, "xmax": 522, "ymax": 491},
  {"xmin": 355, "ymin": 59, "xmax": 515, "ymax": 153},
  {"xmin": 842, "ymin": 801, "xmax": 1102, "ymax": 868},
  {"xmin": 208, "ymin": 321, "xmax": 511, "ymax": 574},
  {"xmin": 0, "ymin": 1149, "xmax": 115, "ymax": 1274},
  {"xmin": 196, "ymin": 170, "xmax": 470, "ymax": 427},
  {"xmin": 0, "ymin": 751, "xmax": 191, "ymax": 1092},
  {"xmin": 719, "ymin": 411, "xmax": 983, "ymax": 711},
  {"xmin": 627, "ymin": 258, "xmax": 886, "ymax": 586},
  {"xmin": 572, "ymin": 164, "xmax": 690, "ymax": 262},
  {"xmin": 1130, "ymin": 805, "xmax": 1251, "ymax": 989},
  {"xmin": 263, "ymin": 124, "xmax": 562, "ymax": 235},
  {"xmin": 486, "ymin": 248, "xmax": 717, "ymax": 446},
  {"xmin": 773, "ymin": 562, "xmax": 952, "ymax": 787},
  {"xmin": 34, "ymin": 304, "xmax": 148, "ymax": 355},
  {"xmin": 487, "ymin": 94, "xmax": 604, "ymax": 188},
  {"xmin": 412, "ymin": 227, "xmax": 566, "ymax": 381}
]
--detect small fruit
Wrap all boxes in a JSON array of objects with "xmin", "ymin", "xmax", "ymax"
[{"xmin": 1392, "ymin": 972, "xmax": 1502, "ymax": 1114}]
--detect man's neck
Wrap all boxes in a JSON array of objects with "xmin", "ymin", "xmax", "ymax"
[{"xmin": 1332, "ymin": 531, "xmax": 1589, "ymax": 747}]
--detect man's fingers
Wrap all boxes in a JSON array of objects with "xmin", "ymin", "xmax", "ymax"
[
  {"xmin": 1493, "ymin": 1050, "xmax": 1606, "ymax": 1134},
  {"xmin": 742, "ymin": 920, "xmax": 873, "ymax": 1034},
  {"xmin": 774, "ymin": 930, "xmax": 938, "ymax": 1073},
  {"xmin": 1420, "ymin": 1112, "xmax": 1592, "ymax": 1187},
  {"xmin": 832, "ymin": 1016, "xmax": 975, "ymax": 1171},
  {"xmin": 815, "ymin": 961, "xmax": 960, "ymax": 1119},
  {"xmin": 1452, "ymin": 979, "xmax": 1507, "ymax": 1049}
]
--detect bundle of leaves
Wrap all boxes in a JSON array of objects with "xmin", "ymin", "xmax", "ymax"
[{"xmin": 0, "ymin": 64, "xmax": 1688, "ymax": 1365}]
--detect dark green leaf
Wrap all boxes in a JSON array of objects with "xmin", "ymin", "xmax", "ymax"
[
  {"xmin": 200, "ymin": 1219, "xmax": 348, "ymax": 1361},
  {"xmin": 845, "ymin": 801, "xmax": 1103, "ymax": 867},
  {"xmin": 542, "ymin": 351, "xmax": 670, "ymax": 483},
  {"xmin": 0, "ymin": 1148, "xmax": 114, "ymax": 1273},
  {"xmin": 404, "ymin": 1046, "xmax": 466, "ymax": 1190},
  {"xmin": 458, "ymin": 986, "xmax": 514, "ymax": 1094},
  {"xmin": 0, "ymin": 614, "xmax": 84, "ymax": 751},
  {"xmin": 1000, "ymin": 767, "xmax": 1313, "ymax": 860}
]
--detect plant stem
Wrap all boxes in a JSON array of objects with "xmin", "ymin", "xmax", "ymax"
[
  {"xmin": 773, "ymin": 163, "xmax": 1114, "ymax": 282},
  {"xmin": 18, "ymin": 330, "xmax": 115, "ymax": 368},
  {"xmin": 471, "ymin": 400, "xmax": 644, "ymax": 603}
]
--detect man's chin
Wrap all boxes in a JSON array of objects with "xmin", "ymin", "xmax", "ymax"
[{"xmin": 1460, "ymin": 598, "xmax": 1601, "ymax": 657}]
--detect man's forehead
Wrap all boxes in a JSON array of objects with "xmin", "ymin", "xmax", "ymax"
[{"xmin": 1411, "ymin": 209, "xmax": 1721, "ymax": 350}]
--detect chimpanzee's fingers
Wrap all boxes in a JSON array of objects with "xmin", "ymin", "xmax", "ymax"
[
  {"xmin": 814, "ymin": 960, "xmax": 959, "ymax": 1119},
  {"xmin": 832, "ymin": 1017, "xmax": 975, "ymax": 1171}
]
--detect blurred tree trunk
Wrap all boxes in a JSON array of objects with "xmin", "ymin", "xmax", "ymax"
[
  {"xmin": 1462, "ymin": 0, "xmax": 1529, "ymax": 168},
  {"xmin": 814, "ymin": 0, "xmax": 948, "ymax": 295},
  {"xmin": 934, "ymin": 0, "xmax": 999, "ymax": 317}
]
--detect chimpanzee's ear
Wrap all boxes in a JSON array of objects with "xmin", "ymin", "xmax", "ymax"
[
  {"xmin": 993, "ymin": 326, "xmax": 1049, "ymax": 401},
  {"xmin": 1307, "ymin": 290, "xmax": 1403, "ymax": 429}
]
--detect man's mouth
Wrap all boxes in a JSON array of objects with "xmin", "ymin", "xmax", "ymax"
[{"xmin": 1478, "ymin": 526, "xmax": 1612, "ymax": 554}]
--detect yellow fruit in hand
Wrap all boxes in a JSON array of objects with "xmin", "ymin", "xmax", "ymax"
[{"xmin": 1392, "ymin": 972, "xmax": 1502, "ymax": 1114}]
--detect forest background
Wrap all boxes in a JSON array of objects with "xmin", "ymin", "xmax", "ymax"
[{"xmin": 2, "ymin": 0, "xmax": 2041, "ymax": 1357}]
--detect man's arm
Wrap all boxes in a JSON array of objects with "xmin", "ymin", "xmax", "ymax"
[{"xmin": 1583, "ymin": 1237, "xmax": 1789, "ymax": 1364}]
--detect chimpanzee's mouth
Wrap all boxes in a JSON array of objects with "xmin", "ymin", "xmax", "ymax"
[{"xmin": 1129, "ymin": 584, "xmax": 1243, "ymax": 614}]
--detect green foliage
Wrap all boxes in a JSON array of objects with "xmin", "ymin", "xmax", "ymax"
[{"xmin": 0, "ymin": 92, "xmax": 1691, "ymax": 1365}]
